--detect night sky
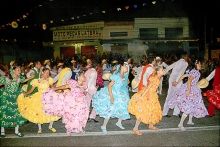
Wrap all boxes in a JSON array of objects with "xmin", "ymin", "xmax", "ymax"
[{"xmin": 0, "ymin": 0, "xmax": 219, "ymax": 42}]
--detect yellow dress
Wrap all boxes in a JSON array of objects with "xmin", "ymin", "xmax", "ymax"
[
  {"xmin": 128, "ymin": 75, "xmax": 162, "ymax": 125},
  {"xmin": 17, "ymin": 77, "xmax": 60, "ymax": 124}
]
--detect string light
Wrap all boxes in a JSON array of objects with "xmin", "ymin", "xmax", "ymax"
[
  {"xmin": 0, "ymin": 0, "xmax": 171, "ymax": 30},
  {"xmin": 117, "ymin": 8, "xmax": 121, "ymax": 11}
]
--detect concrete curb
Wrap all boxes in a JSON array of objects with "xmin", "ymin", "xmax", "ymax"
[{"xmin": 3, "ymin": 126, "xmax": 220, "ymax": 138}]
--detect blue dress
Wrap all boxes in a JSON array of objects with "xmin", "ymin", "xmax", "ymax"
[{"xmin": 92, "ymin": 73, "xmax": 130, "ymax": 120}]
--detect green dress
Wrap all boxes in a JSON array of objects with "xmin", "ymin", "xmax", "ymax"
[{"xmin": 0, "ymin": 76, "xmax": 27, "ymax": 128}]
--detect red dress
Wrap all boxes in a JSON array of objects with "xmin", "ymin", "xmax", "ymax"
[
  {"xmin": 96, "ymin": 66, "xmax": 104, "ymax": 87},
  {"xmin": 206, "ymin": 67, "xmax": 220, "ymax": 110}
]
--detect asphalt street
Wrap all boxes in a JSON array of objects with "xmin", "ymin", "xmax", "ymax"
[{"xmin": 1, "ymin": 84, "xmax": 219, "ymax": 146}]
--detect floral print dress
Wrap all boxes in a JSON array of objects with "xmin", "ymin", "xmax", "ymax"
[
  {"xmin": 0, "ymin": 76, "xmax": 27, "ymax": 128},
  {"xmin": 168, "ymin": 69, "xmax": 208, "ymax": 118}
]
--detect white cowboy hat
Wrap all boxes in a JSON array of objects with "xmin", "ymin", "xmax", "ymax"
[
  {"xmin": 131, "ymin": 78, "xmax": 140, "ymax": 89},
  {"xmin": 57, "ymin": 63, "xmax": 64, "ymax": 67},
  {"xmin": 112, "ymin": 60, "xmax": 118, "ymax": 64},
  {"xmin": 156, "ymin": 57, "xmax": 161, "ymax": 60},
  {"xmin": 71, "ymin": 60, "xmax": 76, "ymax": 63},
  {"xmin": 10, "ymin": 60, "xmax": 15, "ymax": 66},
  {"xmin": 44, "ymin": 59, "xmax": 50, "ymax": 65},
  {"xmin": 27, "ymin": 62, "xmax": 33, "ymax": 67},
  {"xmin": 102, "ymin": 59, "xmax": 107, "ymax": 64},
  {"xmin": 102, "ymin": 73, "xmax": 112, "ymax": 81},
  {"xmin": 197, "ymin": 79, "xmax": 209, "ymax": 89},
  {"xmin": 86, "ymin": 59, "xmax": 91, "ymax": 63}
]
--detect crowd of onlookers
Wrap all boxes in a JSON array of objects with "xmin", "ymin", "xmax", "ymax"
[{"xmin": 0, "ymin": 51, "xmax": 219, "ymax": 83}]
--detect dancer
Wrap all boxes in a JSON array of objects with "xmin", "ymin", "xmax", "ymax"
[
  {"xmin": 111, "ymin": 60, "xmax": 118, "ymax": 74},
  {"xmin": 162, "ymin": 52, "xmax": 189, "ymax": 117},
  {"xmin": 123, "ymin": 57, "xmax": 132, "ymax": 92},
  {"xmin": 129, "ymin": 66, "xmax": 166, "ymax": 136},
  {"xmin": 17, "ymin": 68, "xmax": 60, "ymax": 134},
  {"xmin": 53, "ymin": 64, "xmax": 72, "ymax": 89},
  {"xmin": 57, "ymin": 63, "xmax": 64, "ymax": 74},
  {"xmin": 96, "ymin": 61, "xmax": 104, "ymax": 88},
  {"xmin": 42, "ymin": 72, "xmax": 89, "ymax": 136},
  {"xmin": 205, "ymin": 65, "xmax": 220, "ymax": 116},
  {"xmin": 85, "ymin": 64, "xmax": 99, "ymax": 122},
  {"xmin": 138, "ymin": 57, "xmax": 156, "ymax": 92},
  {"xmin": 92, "ymin": 64, "xmax": 130, "ymax": 135},
  {"xmin": 71, "ymin": 60, "xmax": 80, "ymax": 80},
  {"xmin": 25, "ymin": 62, "xmax": 34, "ymax": 78},
  {"xmin": 102, "ymin": 59, "xmax": 110, "ymax": 87},
  {"xmin": 26, "ymin": 60, "xmax": 42, "ymax": 95},
  {"xmin": 156, "ymin": 56, "xmax": 168, "ymax": 95},
  {"xmin": 50, "ymin": 63, "xmax": 58, "ymax": 78},
  {"xmin": 168, "ymin": 60, "xmax": 208, "ymax": 131},
  {"xmin": 0, "ymin": 66, "xmax": 33, "ymax": 137},
  {"xmin": 44, "ymin": 59, "xmax": 57, "ymax": 77}
]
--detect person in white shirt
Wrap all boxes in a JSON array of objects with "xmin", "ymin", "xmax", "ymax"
[
  {"xmin": 102, "ymin": 59, "xmax": 110, "ymax": 87},
  {"xmin": 206, "ymin": 69, "xmax": 215, "ymax": 81},
  {"xmin": 25, "ymin": 62, "xmax": 34, "ymax": 78},
  {"xmin": 57, "ymin": 63, "xmax": 64, "ymax": 74},
  {"xmin": 50, "ymin": 64, "xmax": 58, "ymax": 78},
  {"xmin": 156, "ymin": 56, "xmax": 168, "ymax": 95},
  {"xmin": 44, "ymin": 59, "xmax": 57, "ymax": 77},
  {"xmin": 71, "ymin": 60, "xmax": 80, "ymax": 80},
  {"xmin": 53, "ymin": 66, "xmax": 72, "ymax": 86},
  {"xmin": 0, "ymin": 68, "xmax": 5, "ymax": 76},
  {"xmin": 138, "ymin": 57, "xmax": 156, "ymax": 92},
  {"xmin": 162, "ymin": 52, "xmax": 189, "ymax": 117}
]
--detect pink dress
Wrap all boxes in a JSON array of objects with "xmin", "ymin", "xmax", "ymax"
[
  {"xmin": 96, "ymin": 66, "xmax": 104, "ymax": 86},
  {"xmin": 42, "ymin": 79, "xmax": 89, "ymax": 135}
]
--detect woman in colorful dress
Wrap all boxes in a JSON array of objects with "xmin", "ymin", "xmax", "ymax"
[
  {"xmin": 168, "ymin": 60, "xmax": 208, "ymax": 131},
  {"xmin": 128, "ymin": 66, "xmax": 165, "ymax": 136},
  {"xmin": 92, "ymin": 64, "xmax": 130, "ymax": 135},
  {"xmin": 42, "ymin": 72, "xmax": 89, "ymax": 136},
  {"xmin": 17, "ymin": 68, "xmax": 60, "ymax": 134},
  {"xmin": 96, "ymin": 62, "xmax": 104, "ymax": 88},
  {"xmin": 0, "ymin": 66, "xmax": 32, "ymax": 137}
]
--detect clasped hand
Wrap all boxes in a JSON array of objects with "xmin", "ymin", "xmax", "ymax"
[{"xmin": 172, "ymin": 81, "xmax": 178, "ymax": 86}]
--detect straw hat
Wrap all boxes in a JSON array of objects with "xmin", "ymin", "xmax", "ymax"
[
  {"xmin": 71, "ymin": 60, "xmax": 76, "ymax": 63},
  {"xmin": 102, "ymin": 59, "xmax": 107, "ymax": 64},
  {"xmin": 131, "ymin": 78, "xmax": 140, "ymax": 89},
  {"xmin": 44, "ymin": 59, "xmax": 50, "ymax": 65},
  {"xmin": 57, "ymin": 63, "xmax": 64, "ymax": 67},
  {"xmin": 21, "ymin": 84, "xmax": 28, "ymax": 92},
  {"xmin": 10, "ymin": 60, "xmax": 15, "ymax": 66},
  {"xmin": 197, "ymin": 79, "xmax": 209, "ymax": 89},
  {"xmin": 112, "ymin": 60, "xmax": 118, "ymax": 64},
  {"xmin": 102, "ymin": 73, "xmax": 112, "ymax": 80},
  {"xmin": 86, "ymin": 59, "xmax": 91, "ymax": 63},
  {"xmin": 27, "ymin": 62, "xmax": 33, "ymax": 67}
]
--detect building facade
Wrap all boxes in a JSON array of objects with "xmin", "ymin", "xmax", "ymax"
[{"xmin": 44, "ymin": 17, "xmax": 200, "ymax": 62}]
